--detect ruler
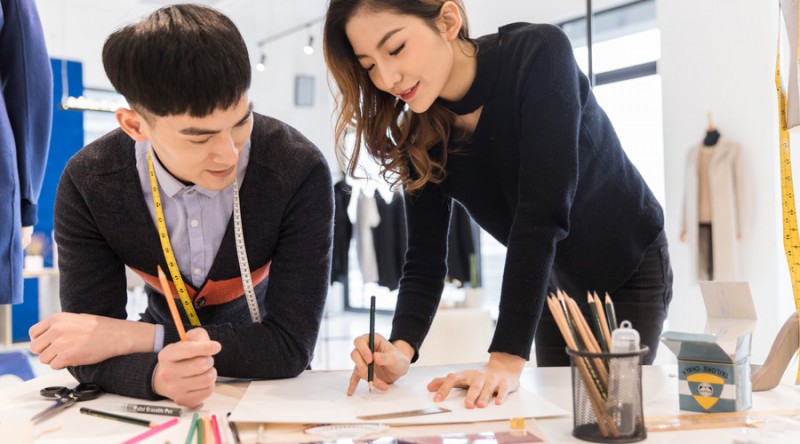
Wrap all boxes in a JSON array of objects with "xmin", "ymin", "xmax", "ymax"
[
  {"xmin": 775, "ymin": 4, "xmax": 800, "ymax": 384},
  {"xmin": 356, "ymin": 407, "xmax": 451, "ymax": 421}
]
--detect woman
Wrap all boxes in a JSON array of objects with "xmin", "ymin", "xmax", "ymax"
[{"xmin": 323, "ymin": 0, "xmax": 672, "ymax": 408}]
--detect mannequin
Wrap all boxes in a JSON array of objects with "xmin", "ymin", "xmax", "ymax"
[
  {"xmin": 696, "ymin": 120, "xmax": 719, "ymax": 279},
  {"xmin": 703, "ymin": 129, "xmax": 720, "ymax": 147},
  {"xmin": 680, "ymin": 115, "xmax": 749, "ymax": 281}
]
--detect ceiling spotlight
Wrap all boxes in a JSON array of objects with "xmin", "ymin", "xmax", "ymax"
[
  {"xmin": 303, "ymin": 35, "xmax": 314, "ymax": 55},
  {"xmin": 255, "ymin": 53, "xmax": 266, "ymax": 72}
]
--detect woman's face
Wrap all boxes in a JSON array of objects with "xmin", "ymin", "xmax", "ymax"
[{"xmin": 345, "ymin": 8, "xmax": 455, "ymax": 113}]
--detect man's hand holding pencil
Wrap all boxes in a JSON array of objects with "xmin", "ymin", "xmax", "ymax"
[
  {"xmin": 152, "ymin": 266, "xmax": 220, "ymax": 408},
  {"xmin": 152, "ymin": 327, "xmax": 220, "ymax": 408}
]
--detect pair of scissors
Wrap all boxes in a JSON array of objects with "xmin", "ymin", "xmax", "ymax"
[{"xmin": 30, "ymin": 382, "xmax": 102, "ymax": 424}]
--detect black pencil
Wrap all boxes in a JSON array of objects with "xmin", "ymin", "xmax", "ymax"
[
  {"xmin": 605, "ymin": 293, "xmax": 618, "ymax": 331},
  {"xmin": 368, "ymin": 295, "xmax": 376, "ymax": 392},
  {"xmin": 80, "ymin": 407, "xmax": 154, "ymax": 427}
]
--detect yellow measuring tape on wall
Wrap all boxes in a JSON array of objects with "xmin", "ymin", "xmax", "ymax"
[{"xmin": 775, "ymin": 4, "xmax": 800, "ymax": 384}]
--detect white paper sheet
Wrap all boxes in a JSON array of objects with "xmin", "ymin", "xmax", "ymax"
[{"xmin": 228, "ymin": 365, "xmax": 568, "ymax": 424}]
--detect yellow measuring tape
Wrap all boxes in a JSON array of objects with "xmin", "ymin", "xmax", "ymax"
[
  {"xmin": 147, "ymin": 149, "xmax": 201, "ymax": 327},
  {"xmin": 775, "ymin": 5, "xmax": 800, "ymax": 383}
]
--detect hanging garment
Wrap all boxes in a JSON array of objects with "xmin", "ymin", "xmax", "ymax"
[
  {"xmin": 0, "ymin": 0, "xmax": 53, "ymax": 304},
  {"xmin": 355, "ymin": 190, "xmax": 380, "ymax": 283},
  {"xmin": 781, "ymin": 0, "xmax": 800, "ymax": 130},
  {"xmin": 331, "ymin": 180, "xmax": 353, "ymax": 284},
  {"xmin": 681, "ymin": 137, "xmax": 750, "ymax": 281},
  {"xmin": 373, "ymin": 192, "xmax": 406, "ymax": 290},
  {"xmin": 446, "ymin": 203, "xmax": 481, "ymax": 286}
]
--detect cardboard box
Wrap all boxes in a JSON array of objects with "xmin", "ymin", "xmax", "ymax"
[{"xmin": 661, "ymin": 281, "xmax": 757, "ymax": 413}]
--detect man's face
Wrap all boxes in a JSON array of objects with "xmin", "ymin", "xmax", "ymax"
[{"xmin": 137, "ymin": 95, "xmax": 254, "ymax": 191}]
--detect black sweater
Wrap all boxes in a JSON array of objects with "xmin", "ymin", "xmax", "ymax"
[
  {"xmin": 55, "ymin": 113, "xmax": 333, "ymax": 399},
  {"xmin": 389, "ymin": 23, "xmax": 663, "ymax": 361}
]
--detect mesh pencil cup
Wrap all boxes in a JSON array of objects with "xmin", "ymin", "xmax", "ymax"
[{"xmin": 566, "ymin": 346, "xmax": 648, "ymax": 443}]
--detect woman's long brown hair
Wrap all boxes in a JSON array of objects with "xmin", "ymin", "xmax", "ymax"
[{"xmin": 323, "ymin": 0, "xmax": 471, "ymax": 192}]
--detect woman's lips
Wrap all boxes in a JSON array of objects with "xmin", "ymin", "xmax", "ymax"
[{"xmin": 399, "ymin": 82, "xmax": 419, "ymax": 101}]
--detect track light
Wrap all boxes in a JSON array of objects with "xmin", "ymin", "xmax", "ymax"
[
  {"xmin": 303, "ymin": 35, "xmax": 314, "ymax": 55},
  {"xmin": 256, "ymin": 53, "xmax": 266, "ymax": 72}
]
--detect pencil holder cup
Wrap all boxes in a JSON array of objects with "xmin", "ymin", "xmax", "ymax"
[{"xmin": 566, "ymin": 346, "xmax": 648, "ymax": 443}]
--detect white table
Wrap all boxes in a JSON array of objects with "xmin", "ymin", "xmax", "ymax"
[{"xmin": 0, "ymin": 365, "xmax": 798, "ymax": 443}]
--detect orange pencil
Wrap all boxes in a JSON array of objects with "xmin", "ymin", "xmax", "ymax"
[{"xmin": 157, "ymin": 265, "xmax": 188, "ymax": 341}]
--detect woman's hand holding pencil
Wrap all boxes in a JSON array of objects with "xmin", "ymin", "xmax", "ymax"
[{"xmin": 347, "ymin": 333, "xmax": 412, "ymax": 395}]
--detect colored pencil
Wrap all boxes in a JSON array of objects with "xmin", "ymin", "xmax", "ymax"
[
  {"xmin": 368, "ymin": 295, "xmax": 376, "ymax": 392},
  {"xmin": 79, "ymin": 407, "xmax": 154, "ymax": 428},
  {"xmin": 204, "ymin": 415, "xmax": 212, "ymax": 444},
  {"xmin": 184, "ymin": 413, "xmax": 199, "ymax": 444},
  {"xmin": 120, "ymin": 418, "xmax": 179, "ymax": 444},
  {"xmin": 157, "ymin": 265, "xmax": 188, "ymax": 341},
  {"xmin": 211, "ymin": 414, "xmax": 222, "ymax": 444}
]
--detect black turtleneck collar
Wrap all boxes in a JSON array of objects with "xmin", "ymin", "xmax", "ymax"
[{"xmin": 436, "ymin": 33, "xmax": 501, "ymax": 116}]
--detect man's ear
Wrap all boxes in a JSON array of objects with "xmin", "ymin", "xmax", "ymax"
[
  {"xmin": 438, "ymin": 1, "xmax": 463, "ymax": 41},
  {"xmin": 116, "ymin": 108, "xmax": 151, "ymax": 142}
]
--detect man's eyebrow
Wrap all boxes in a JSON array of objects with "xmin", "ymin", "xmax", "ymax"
[
  {"xmin": 355, "ymin": 27, "xmax": 403, "ymax": 59},
  {"xmin": 179, "ymin": 102, "xmax": 254, "ymax": 136}
]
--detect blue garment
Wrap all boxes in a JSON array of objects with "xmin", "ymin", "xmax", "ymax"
[{"xmin": 0, "ymin": 0, "xmax": 53, "ymax": 304}]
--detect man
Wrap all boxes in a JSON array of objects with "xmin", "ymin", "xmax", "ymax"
[
  {"xmin": 0, "ymin": 0, "xmax": 53, "ymax": 305},
  {"xmin": 29, "ymin": 4, "xmax": 333, "ymax": 407}
]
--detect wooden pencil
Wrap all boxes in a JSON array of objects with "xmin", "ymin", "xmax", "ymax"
[
  {"xmin": 547, "ymin": 296, "xmax": 617, "ymax": 438},
  {"xmin": 566, "ymin": 296, "xmax": 609, "ymax": 390},
  {"xmin": 593, "ymin": 292, "xmax": 613, "ymax": 349},
  {"xmin": 588, "ymin": 293, "xmax": 609, "ymax": 352},
  {"xmin": 557, "ymin": 291, "xmax": 584, "ymax": 350},
  {"xmin": 157, "ymin": 265, "xmax": 188, "ymax": 341}
]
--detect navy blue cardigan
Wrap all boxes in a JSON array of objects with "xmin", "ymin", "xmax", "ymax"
[
  {"xmin": 390, "ymin": 23, "xmax": 664, "ymax": 360},
  {"xmin": 56, "ymin": 113, "xmax": 333, "ymax": 399}
]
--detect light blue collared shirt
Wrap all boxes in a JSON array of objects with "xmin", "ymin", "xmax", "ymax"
[{"xmin": 135, "ymin": 139, "xmax": 251, "ymax": 352}]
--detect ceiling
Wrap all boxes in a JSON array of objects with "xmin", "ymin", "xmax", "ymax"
[
  {"xmin": 39, "ymin": 0, "xmax": 635, "ymax": 48},
  {"xmin": 35, "ymin": 0, "xmax": 636, "ymax": 87}
]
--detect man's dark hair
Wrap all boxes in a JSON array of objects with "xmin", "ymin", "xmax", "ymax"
[{"xmin": 102, "ymin": 4, "xmax": 251, "ymax": 117}]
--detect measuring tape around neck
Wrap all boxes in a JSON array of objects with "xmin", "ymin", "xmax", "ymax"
[
  {"xmin": 232, "ymin": 176, "xmax": 261, "ymax": 323},
  {"xmin": 147, "ymin": 149, "xmax": 261, "ymax": 326},
  {"xmin": 775, "ymin": 5, "xmax": 800, "ymax": 384}
]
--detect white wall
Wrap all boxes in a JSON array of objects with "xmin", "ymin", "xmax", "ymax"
[
  {"xmin": 34, "ymin": 0, "xmax": 338, "ymax": 170},
  {"xmin": 244, "ymin": 24, "xmax": 339, "ymax": 173},
  {"xmin": 659, "ymin": 0, "xmax": 792, "ymax": 363}
]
